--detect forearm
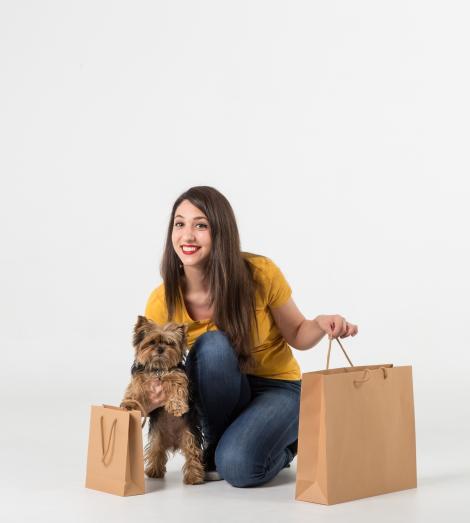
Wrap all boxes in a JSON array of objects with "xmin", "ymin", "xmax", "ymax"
[{"xmin": 293, "ymin": 316, "xmax": 327, "ymax": 350}]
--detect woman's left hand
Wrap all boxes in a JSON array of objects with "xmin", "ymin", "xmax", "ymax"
[{"xmin": 315, "ymin": 314, "xmax": 359, "ymax": 339}]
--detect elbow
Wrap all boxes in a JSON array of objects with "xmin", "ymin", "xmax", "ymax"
[
  {"xmin": 289, "ymin": 320, "xmax": 310, "ymax": 351},
  {"xmin": 290, "ymin": 341, "xmax": 311, "ymax": 351}
]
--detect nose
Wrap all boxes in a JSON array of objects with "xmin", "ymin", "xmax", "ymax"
[
  {"xmin": 157, "ymin": 347, "xmax": 164, "ymax": 354},
  {"xmin": 182, "ymin": 234, "xmax": 196, "ymax": 242},
  {"xmin": 181, "ymin": 226, "xmax": 196, "ymax": 241}
]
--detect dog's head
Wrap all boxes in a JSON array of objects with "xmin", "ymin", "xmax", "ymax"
[{"xmin": 132, "ymin": 316, "xmax": 189, "ymax": 371}]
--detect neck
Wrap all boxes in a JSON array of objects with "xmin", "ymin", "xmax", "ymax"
[{"xmin": 182, "ymin": 265, "xmax": 210, "ymax": 294}]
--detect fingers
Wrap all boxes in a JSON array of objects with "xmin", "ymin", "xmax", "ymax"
[
  {"xmin": 151, "ymin": 379, "xmax": 161, "ymax": 389},
  {"xmin": 329, "ymin": 315, "xmax": 359, "ymax": 339},
  {"xmin": 149, "ymin": 378, "xmax": 163, "ymax": 393},
  {"xmin": 149, "ymin": 384, "xmax": 165, "ymax": 399},
  {"xmin": 147, "ymin": 379, "xmax": 166, "ymax": 404},
  {"xmin": 329, "ymin": 315, "xmax": 345, "ymax": 339},
  {"xmin": 148, "ymin": 389, "xmax": 166, "ymax": 409},
  {"xmin": 340, "ymin": 319, "xmax": 354, "ymax": 338},
  {"xmin": 148, "ymin": 386, "xmax": 162, "ymax": 398}
]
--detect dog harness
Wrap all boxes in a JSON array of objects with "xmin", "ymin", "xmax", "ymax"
[{"xmin": 130, "ymin": 361, "xmax": 186, "ymax": 378}]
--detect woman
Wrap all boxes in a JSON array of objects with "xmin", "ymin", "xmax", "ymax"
[{"xmin": 143, "ymin": 186, "xmax": 358, "ymax": 487}]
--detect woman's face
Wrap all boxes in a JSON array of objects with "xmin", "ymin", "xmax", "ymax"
[{"xmin": 172, "ymin": 199, "xmax": 212, "ymax": 270}]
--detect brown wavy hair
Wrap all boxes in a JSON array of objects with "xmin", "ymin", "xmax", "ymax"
[{"xmin": 160, "ymin": 186, "xmax": 262, "ymax": 374}]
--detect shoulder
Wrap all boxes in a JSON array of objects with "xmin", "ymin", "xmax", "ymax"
[
  {"xmin": 242, "ymin": 251, "xmax": 284, "ymax": 280},
  {"xmin": 144, "ymin": 283, "xmax": 167, "ymax": 323},
  {"xmin": 242, "ymin": 252, "xmax": 291, "ymax": 307},
  {"xmin": 146, "ymin": 282, "xmax": 165, "ymax": 303}
]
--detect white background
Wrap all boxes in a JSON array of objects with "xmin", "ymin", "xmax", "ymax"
[{"xmin": 1, "ymin": 1, "xmax": 469, "ymax": 521}]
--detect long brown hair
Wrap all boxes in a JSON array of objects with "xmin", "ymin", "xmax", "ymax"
[{"xmin": 160, "ymin": 186, "xmax": 261, "ymax": 374}]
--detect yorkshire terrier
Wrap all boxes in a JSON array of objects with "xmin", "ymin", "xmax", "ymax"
[{"xmin": 120, "ymin": 316, "xmax": 205, "ymax": 485}]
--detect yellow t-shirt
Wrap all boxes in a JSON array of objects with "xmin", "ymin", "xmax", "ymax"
[{"xmin": 144, "ymin": 252, "xmax": 301, "ymax": 381}]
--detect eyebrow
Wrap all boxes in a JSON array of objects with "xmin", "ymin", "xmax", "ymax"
[{"xmin": 174, "ymin": 214, "xmax": 208, "ymax": 220}]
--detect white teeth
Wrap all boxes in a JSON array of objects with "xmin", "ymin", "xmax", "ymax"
[{"xmin": 182, "ymin": 246, "xmax": 199, "ymax": 252}]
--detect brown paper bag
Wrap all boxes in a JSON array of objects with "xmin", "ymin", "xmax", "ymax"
[
  {"xmin": 85, "ymin": 404, "xmax": 145, "ymax": 496},
  {"xmin": 295, "ymin": 338, "xmax": 417, "ymax": 505}
]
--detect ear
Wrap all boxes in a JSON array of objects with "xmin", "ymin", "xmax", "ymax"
[
  {"xmin": 133, "ymin": 315, "xmax": 149, "ymax": 347},
  {"xmin": 176, "ymin": 323, "xmax": 188, "ymax": 342}
]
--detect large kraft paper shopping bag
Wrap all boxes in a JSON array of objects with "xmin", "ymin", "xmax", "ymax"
[
  {"xmin": 85, "ymin": 404, "xmax": 145, "ymax": 496},
  {"xmin": 295, "ymin": 338, "xmax": 417, "ymax": 505}
]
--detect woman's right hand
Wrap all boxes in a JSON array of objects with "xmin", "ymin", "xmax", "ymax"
[{"xmin": 146, "ymin": 378, "xmax": 167, "ymax": 414}]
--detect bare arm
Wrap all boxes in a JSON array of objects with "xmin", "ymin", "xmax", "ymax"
[{"xmin": 269, "ymin": 297, "xmax": 358, "ymax": 350}]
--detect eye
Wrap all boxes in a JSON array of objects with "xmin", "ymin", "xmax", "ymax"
[{"xmin": 173, "ymin": 222, "xmax": 208, "ymax": 229}]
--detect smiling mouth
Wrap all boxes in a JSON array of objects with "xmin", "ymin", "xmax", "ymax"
[{"xmin": 181, "ymin": 246, "xmax": 201, "ymax": 254}]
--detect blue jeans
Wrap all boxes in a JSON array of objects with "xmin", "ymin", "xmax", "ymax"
[{"xmin": 185, "ymin": 330, "xmax": 301, "ymax": 488}]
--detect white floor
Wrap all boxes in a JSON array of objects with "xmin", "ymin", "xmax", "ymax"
[{"xmin": 2, "ymin": 400, "xmax": 469, "ymax": 523}]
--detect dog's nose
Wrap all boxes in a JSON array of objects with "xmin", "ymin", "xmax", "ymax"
[{"xmin": 157, "ymin": 347, "xmax": 164, "ymax": 354}]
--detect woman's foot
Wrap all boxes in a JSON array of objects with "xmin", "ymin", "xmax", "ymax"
[
  {"xmin": 283, "ymin": 439, "xmax": 298, "ymax": 469},
  {"xmin": 203, "ymin": 444, "xmax": 223, "ymax": 481},
  {"xmin": 287, "ymin": 439, "xmax": 298, "ymax": 457},
  {"xmin": 204, "ymin": 469, "xmax": 223, "ymax": 481}
]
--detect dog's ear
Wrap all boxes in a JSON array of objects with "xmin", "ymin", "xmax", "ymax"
[
  {"xmin": 133, "ymin": 315, "xmax": 150, "ymax": 347},
  {"xmin": 175, "ymin": 323, "xmax": 188, "ymax": 342},
  {"xmin": 163, "ymin": 322, "xmax": 188, "ymax": 340}
]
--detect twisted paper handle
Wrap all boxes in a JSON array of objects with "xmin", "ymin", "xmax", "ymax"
[
  {"xmin": 326, "ymin": 337, "xmax": 388, "ymax": 386},
  {"xmin": 326, "ymin": 337, "xmax": 354, "ymax": 369},
  {"xmin": 119, "ymin": 398, "xmax": 149, "ymax": 429},
  {"xmin": 100, "ymin": 416, "xmax": 117, "ymax": 466},
  {"xmin": 353, "ymin": 367, "xmax": 388, "ymax": 386}
]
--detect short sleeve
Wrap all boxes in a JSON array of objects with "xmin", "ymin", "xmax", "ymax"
[
  {"xmin": 144, "ymin": 285, "xmax": 168, "ymax": 324},
  {"xmin": 266, "ymin": 258, "xmax": 292, "ymax": 308}
]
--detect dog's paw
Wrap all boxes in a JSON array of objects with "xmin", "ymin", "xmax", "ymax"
[
  {"xmin": 145, "ymin": 465, "xmax": 166, "ymax": 479},
  {"xmin": 120, "ymin": 399, "xmax": 136, "ymax": 411},
  {"xmin": 183, "ymin": 465, "xmax": 205, "ymax": 485},
  {"xmin": 165, "ymin": 401, "xmax": 189, "ymax": 417},
  {"xmin": 183, "ymin": 471, "xmax": 204, "ymax": 485}
]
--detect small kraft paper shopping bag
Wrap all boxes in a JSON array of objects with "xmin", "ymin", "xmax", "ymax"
[
  {"xmin": 85, "ymin": 403, "xmax": 146, "ymax": 496},
  {"xmin": 295, "ymin": 337, "xmax": 417, "ymax": 505}
]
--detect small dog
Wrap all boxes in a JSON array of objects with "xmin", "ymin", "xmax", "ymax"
[{"xmin": 120, "ymin": 316, "xmax": 205, "ymax": 485}]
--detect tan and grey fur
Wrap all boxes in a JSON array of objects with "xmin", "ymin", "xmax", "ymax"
[{"xmin": 121, "ymin": 316, "xmax": 205, "ymax": 485}]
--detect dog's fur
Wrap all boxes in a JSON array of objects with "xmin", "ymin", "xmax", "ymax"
[{"xmin": 121, "ymin": 316, "xmax": 205, "ymax": 485}]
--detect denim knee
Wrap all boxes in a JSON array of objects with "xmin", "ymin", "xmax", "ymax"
[
  {"xmin": 190, "ymin": 331, "xmax": 235, "ymax": 359},
  {"xmin": 214, "ymin": 447, "xmax": 259, "ymax": 488},
  {"xmin": 185, "ymin": 330, "xmax": 237, "ymax": 372}
]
